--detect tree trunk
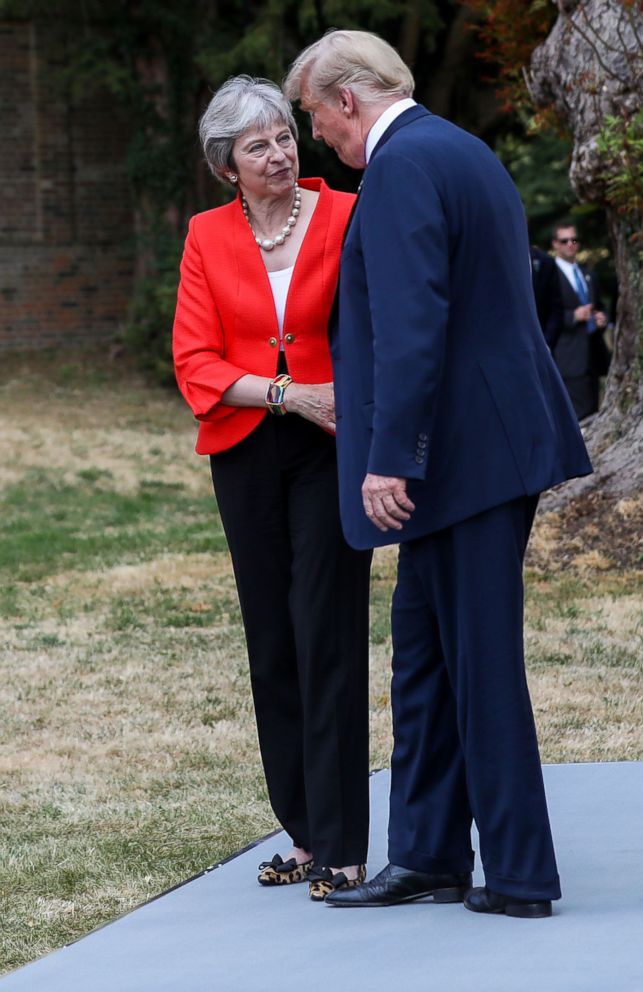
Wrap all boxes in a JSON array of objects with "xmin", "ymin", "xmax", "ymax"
[{"xmin": 528, "ymin": 0, "xmax": 642, "ymax": 508}]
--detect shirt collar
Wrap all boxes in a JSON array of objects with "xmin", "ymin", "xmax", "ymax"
[
  {"xmin": 556, "ymin": 256, "xmax": 587, "ymax": 292},
  {"xmin": 555, "ymin": 257, "xmax": 578, "ymax": 276},
  {"xmin": 364, "ymin": 98, "xmax": 417, "ymax": 165}
]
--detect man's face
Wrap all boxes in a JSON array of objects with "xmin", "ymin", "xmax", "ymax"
[
  {"xmin": 553, "ymin": 227, "xmax": 579, "ymax": 262},
  {"xmin": 299, "ymin": 79, "xmax": 366, "ymax": 169}
]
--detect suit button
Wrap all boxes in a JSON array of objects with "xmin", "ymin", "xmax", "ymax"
[
  {"xmin": 417, "ymin": 440, "xmax": 427, "ymax": 449},
  {"xmin": 418, "ymin": 433, "xmax": 428, "ymax": 441},
  {"xmin": 415, "ymin": 455, "xmax": 424, "ymax": 464},
  {"xmin": 269, "ymin": 337, "xmax": 278, "ymax": 347},
  {"xmin": 284, "ymin": 333, "xmax": 295, "ymax": 344}
]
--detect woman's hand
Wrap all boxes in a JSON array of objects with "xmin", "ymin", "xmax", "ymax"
[{"xmin": 284, "ymin": 382, "xmax": 335, "ymax": 432}]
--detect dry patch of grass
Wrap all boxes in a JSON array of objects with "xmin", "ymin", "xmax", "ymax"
[
  {"xmin": 0, "ymin": 352, "xmax": 641, "ymax": 972},
  {"xmin": 525, "ymin": 582, "xmax": 642, "ymax": 762},
  {"xmin": 529, "ymin": 491, "xmax": 643, "ymax": 572}
]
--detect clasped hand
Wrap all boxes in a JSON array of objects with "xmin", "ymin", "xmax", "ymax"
[
  {"xmin": 283, "ymin": 385, "xmax": 416, "ymax": 531},
  {"xmin": 574, "ymin": 304, "xmax": 608, "ymax": 329},
  {"xmin": 284, "ymin": 381, "xmax": 336, "ymax": 432}
]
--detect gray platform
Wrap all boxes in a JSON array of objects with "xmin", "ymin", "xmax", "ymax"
[{"xmin": 3, "ymin": 762, "xmax": 643, "ymax": 992}]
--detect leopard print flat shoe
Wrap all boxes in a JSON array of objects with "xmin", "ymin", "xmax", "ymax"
[
  {"xmin": 257, "ymin": 853, "xmax": 314, "ymax": 886},
  {"xmin": 308, "ymin": 864, "xmax": 367, "ymax": 902}
]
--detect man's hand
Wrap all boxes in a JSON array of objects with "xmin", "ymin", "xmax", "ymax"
[
  {"xmin": 595, "ymin": 310, "xmax": 608, "ymax": 329},
  {"xmin": 574, "ymin": 304, "xmax": 593, "ymax": 323},
  {"xmin": 362, "ymin": 473, "xmax": 416, "ymax": 532}
]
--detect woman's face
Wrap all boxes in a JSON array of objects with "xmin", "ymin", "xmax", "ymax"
[{"xmin": 231, "ymin": 120, "xmax": 299, "ymax": 201}]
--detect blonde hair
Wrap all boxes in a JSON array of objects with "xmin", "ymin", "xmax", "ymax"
[{"xmin": 283, "ymin": 30, "xmax": 414, "ymax": 105}]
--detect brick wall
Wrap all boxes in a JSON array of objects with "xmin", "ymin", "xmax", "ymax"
[{"xmin": 0, "ymin": 22, "xmax": 134, "ymax": 352}]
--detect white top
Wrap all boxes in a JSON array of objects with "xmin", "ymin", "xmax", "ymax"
[
  {"xmin": 267, "ymin": 265, "xmax": 295, "ymax": 345},
  {"xmin": 365, "ymin": 98, "xmax": 417, "ymax": 164},
  {"xmin": 556, "ymin": 257, "xmax": 587, "ymax": 294}
]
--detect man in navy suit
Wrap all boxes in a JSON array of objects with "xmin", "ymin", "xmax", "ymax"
[
  {"xmin": 285, "ymin": 31, "xmax": 592, "ymax": 918},
  {"xmin": 551, "ymin": 222, "xmax": 611, "ymax": 420}
]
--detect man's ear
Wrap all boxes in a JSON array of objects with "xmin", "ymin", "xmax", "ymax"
[{"xmin": 338, "ymin": 87, "xmax": 356, "ymax": 116}]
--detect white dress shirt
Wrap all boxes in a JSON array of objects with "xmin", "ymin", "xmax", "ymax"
[
  {"xmin": 364, "ymin": 98, "xmax": 417, "ymax": 165},
  {"xmin": 267, "ymin": 265, "xmax": 294, "ymax": 347},
  {"xmin": 555, "ymin": 257, "xmax": 588, "ymax": 295}
]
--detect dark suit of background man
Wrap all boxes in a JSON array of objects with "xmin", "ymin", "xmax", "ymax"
[
  {"xmin": 530, "ymin": 245, "xmax": 564, "ymax": 351},
  {"xmin": 285, "ymin": 30, "xmax": 592, "ymax": 919},
  {"xmin": 552, "ymin": 222, "xmax": 611, "ymax": 421}
]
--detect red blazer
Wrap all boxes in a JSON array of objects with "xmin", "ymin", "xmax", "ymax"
[{"xmin": 173, "ymin": 178, "xmax": 355, "ymax": 455}]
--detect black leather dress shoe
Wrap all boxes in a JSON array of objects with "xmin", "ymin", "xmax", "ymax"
[
  {"xmin": 325, "ymin": 863, "xmax": 472, "ymax": 907},
  {"xmin": 464, "ymin": 886, "xmax": 552, "ymax": 918}
]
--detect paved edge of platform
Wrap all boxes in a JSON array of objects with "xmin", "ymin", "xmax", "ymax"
[
  {"xmin": 3, "ymin": 761, "xmax": 636, "ymax": 982},
  {"xmin": 3, "ymin": 769, "xmax": 388, "ymax": 979}
]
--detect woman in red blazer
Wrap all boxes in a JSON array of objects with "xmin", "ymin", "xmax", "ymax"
[{"xmin": 173, "ymin": 76, "xmax": 371, "ymax": 901}]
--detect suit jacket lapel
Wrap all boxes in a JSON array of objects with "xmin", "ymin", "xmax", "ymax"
[
  {"xmin": 330, "ymin": 106, "xmax": 432, "ymax": 342},
  {"xmin": 232, "ymin": 195, "xmax": 282, "ymax": 338},
  {"xmin": 343, "ymin": 106, "xmax": 431, "ymax": 242},
  {"xmin": 341, "ymin": 181, "xmax": 363, "ymax": 247},
  {"xmin": 331, "ymin": 183, "xmax": 363, "ymax": 338}
]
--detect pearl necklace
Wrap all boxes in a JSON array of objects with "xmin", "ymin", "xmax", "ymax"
[{"xmin": 242, "ymin": 184, "xmax": 302, "ymax": 252}]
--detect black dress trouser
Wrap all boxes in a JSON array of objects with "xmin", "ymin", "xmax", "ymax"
[
  {"xmin": 563, "ymin": 373, "xmax": 599, "ymax": 422},
  {"xmin": 210, "ymin": 412, "xmax": 372, "ymax": 866}
]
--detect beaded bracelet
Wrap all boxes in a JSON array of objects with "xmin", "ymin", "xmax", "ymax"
[{"xmin": 265, "ymin": 373, "xmax": 293, "ymax": 416}]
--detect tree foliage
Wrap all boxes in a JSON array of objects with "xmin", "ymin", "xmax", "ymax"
[
  {"xmin": 595, "ymin": 109, "xmax": 643, "ymax": 222},
  {"xmin": 464, "ymin": 0, "xmax": 556, "ymax": 112},
  {"xmin": 6, "ymin": 0, "xmax": 631, "ymax": 387},
  {"xmin": 496, "ymin": 129, "xmax": 574, "ymax": 240},
  {"xmin": 0, "ymin": 0, "xmax": 509, "ymax": 379}
]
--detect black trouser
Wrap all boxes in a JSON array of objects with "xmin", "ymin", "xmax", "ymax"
[
  {"xmin": 563, "ymin": 373, "xmax": 599, "ymax": 421},
  {"xmin": 210, "ymin": 413, "xmax": 372, "ymax": 866}
]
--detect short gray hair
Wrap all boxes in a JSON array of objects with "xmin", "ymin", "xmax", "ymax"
[
  {"xmin": 283, "ymin": 30, "xmax": 414, "ymax": 105},
  {"xmin": 199, "ymin": 75, "xmax": 299, "ymax": 183}
]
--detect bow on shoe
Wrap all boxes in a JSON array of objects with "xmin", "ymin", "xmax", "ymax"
[
  {"xmin": 307, "ymin": 866, "xmax": 348, "ymax": 889},
  {"xmin": 258, "ymin": 854, "xmax": 299, "ymax": 874}
]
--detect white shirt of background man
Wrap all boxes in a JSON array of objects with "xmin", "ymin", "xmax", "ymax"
[{"xmin": 556, "ymin": 256, "xmax": 589, "ymax": 295}]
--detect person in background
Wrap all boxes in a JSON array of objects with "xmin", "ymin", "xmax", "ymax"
[
  {"xmin": 173, "ymin": 76, "xmax": 372, "ymax": 902},
  {"xmin": 551, "ymin": 222, "xmax": 611, "ymax": 420},
  {"xmin": 530, "ymin": 244, "xmax": 563, "ymax": 351}
]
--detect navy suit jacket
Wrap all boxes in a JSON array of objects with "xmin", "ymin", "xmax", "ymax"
[
  {"xmin": 554, "ymin": 265, "xmax": 611, "ymax": 379},
  {"xmin": 331, "ymin": 106, "xmax": 592, "ymax": 550}
]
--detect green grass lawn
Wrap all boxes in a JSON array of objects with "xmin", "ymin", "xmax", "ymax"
[{"xmin": 0, "ymin": 352, "xmax": 641, "ymax": 973}]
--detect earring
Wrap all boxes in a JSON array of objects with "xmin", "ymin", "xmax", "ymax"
[{"xmin": 229, "ymin": 174, "xmax": 238, "ymax": 183}]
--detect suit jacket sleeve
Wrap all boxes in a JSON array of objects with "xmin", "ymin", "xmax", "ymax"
[
  {"xmin": 588, "ymin": 271, "xmax": 604, "ymax": 314},
  {"xmin": 542, "ymin": 255, "xmax": 564, "ymax": 349},
  {"xmin": 173, "ymin": 216, "xmax": 249, "ymax": 419},
  {"xmin": 360, "ymin": 152, "xmax": 449, "ymax": 480}
]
